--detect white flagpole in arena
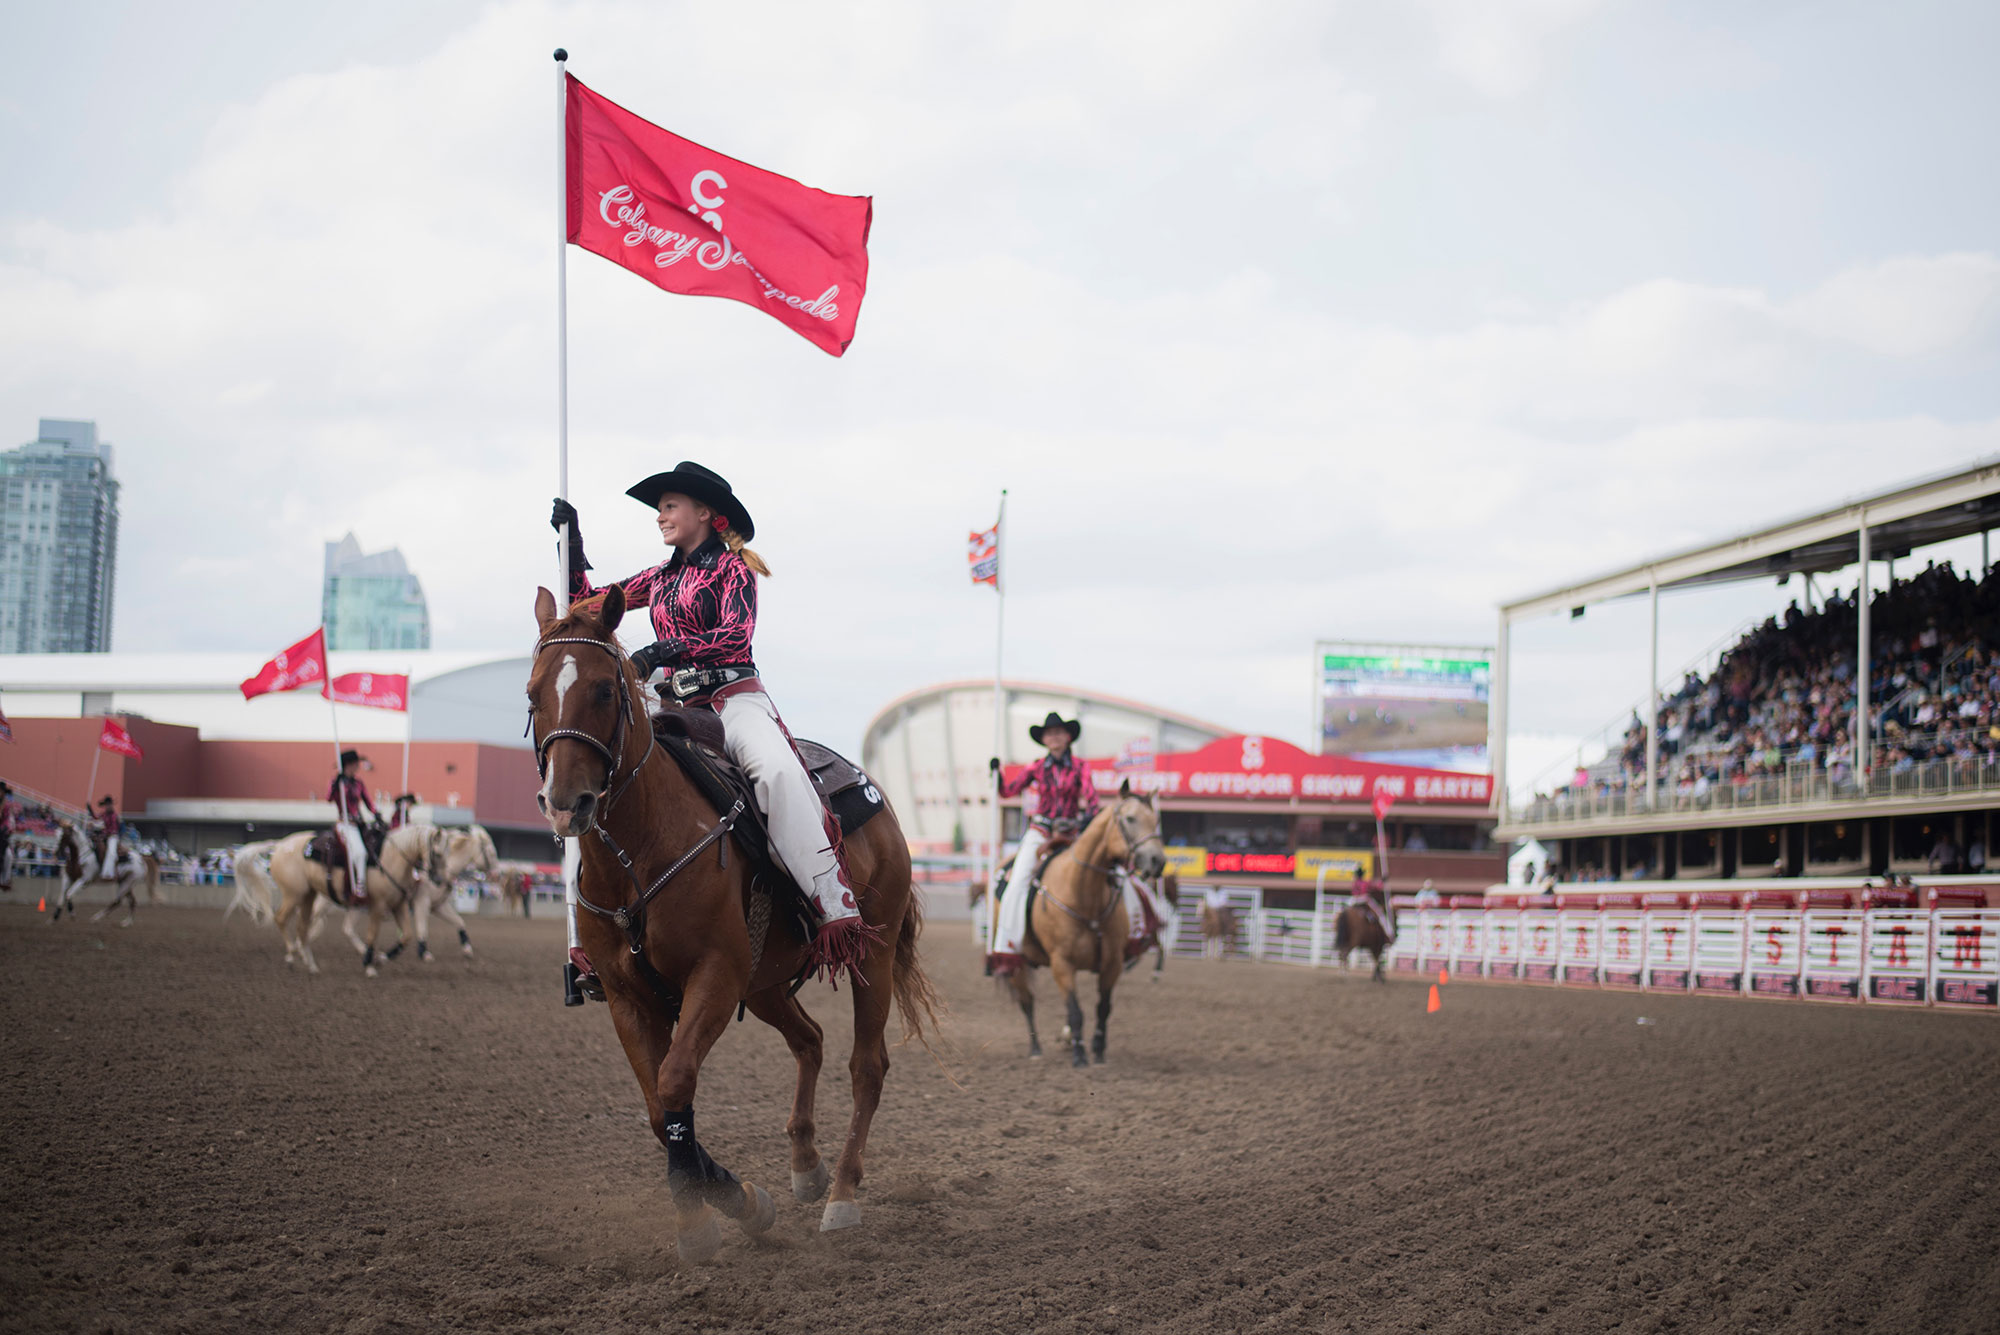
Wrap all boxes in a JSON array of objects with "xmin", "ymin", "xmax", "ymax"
[
  {"xmin": 987, "ymin": 490, "xmax": 1007, "ymax": 952},
  {"xmin": 555, "ymin": 47, "xmax": 585, "ymax": 1007}
]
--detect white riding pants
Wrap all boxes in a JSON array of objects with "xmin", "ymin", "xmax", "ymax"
[
  {"xmin": 992, "ymin": 825, "xmax": 1048, "ymax": 959},
  {"xmin": 715, "ymin": 689, "xmax": 855, "ymax": 920},
  {"xmin": 101, "ymin": 834, "xmax": 119, "ymax": 872},
  {"xmin": 336, "ymin": 821, "xmax": 367, "ymax": 888}
]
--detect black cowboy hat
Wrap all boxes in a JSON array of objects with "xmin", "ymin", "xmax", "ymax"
[
  {"xmin": 1028, "ymin": 711, "xmax": 1081, "ymax": 745},
  {"xmin": 626, "ymin": 461, "xmax": 755, "ymax": 541},
  {"xmin": 394, "ymin": 793, "xmax": 417, "ymax": 805},
  {"xmin": 98, "ymin": 795, "xmax": 115, "ymax": 806},
  {"xmin": 340, "ymin": 749, "xmax": 364, "ymax": 768}
]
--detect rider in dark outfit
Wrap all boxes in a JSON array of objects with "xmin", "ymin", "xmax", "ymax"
[{"xmin": 328, "ymin": 750, "xmax": 379, "ymax": 906}]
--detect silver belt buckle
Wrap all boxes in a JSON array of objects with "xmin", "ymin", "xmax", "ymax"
[{"xmin": 670, "ymin": 668, "xmax": 703, "ymax": 700}]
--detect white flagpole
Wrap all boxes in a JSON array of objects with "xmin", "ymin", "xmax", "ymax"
[
  {"xmin": 83, "ymin": 725, "xmax": 102, "ymax": 814},
  {"xmin": 554, "ymin": 47, "xmax": 584, "ymax": 1007},
  {"xmin": 987, "ymin": 490, "xmax": 1007, "ymax": 952}
]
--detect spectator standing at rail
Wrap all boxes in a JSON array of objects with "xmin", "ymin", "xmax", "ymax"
[{"xmin": 1928, "ymin": 830, "xmax": 1964, "ymax": 876}]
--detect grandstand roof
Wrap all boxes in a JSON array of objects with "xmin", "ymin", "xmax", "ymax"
[{"xmin": 1502, "ymin": 455, "xmax": 2000, "ymax": 621}]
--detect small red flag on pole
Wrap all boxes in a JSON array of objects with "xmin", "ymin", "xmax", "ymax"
[
  {"xmin": 241, "ymin": 629, "xmax": 328, "ymax": 700},
  {"xmin": 326, "ymin": 672, "xmax": 409, "ymax": 712},
  {"xmin": 97, "ymin": 718, "xmax": 143, "ymax": 761},
  {"xmin": 968, "ymin": 524, "xmax": 1000, "ymax": 587}
]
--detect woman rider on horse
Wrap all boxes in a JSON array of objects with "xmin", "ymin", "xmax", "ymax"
[
  {"xmin": 328, "ymin": 749, "xmax": 378, "ymax": 906},
  {"xmin": 986, "ymin": 711, "xmax": 1099, "ymax": 976},
  {"xmin": 551, "ymin": 461, "xmax": 867, "ymax": 978}
]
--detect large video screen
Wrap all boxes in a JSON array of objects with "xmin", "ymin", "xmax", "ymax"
[{"xmin": 1316, "ymin": 642, "xmax": 1491, "ymax": 771}]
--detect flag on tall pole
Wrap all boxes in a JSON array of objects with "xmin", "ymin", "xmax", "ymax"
[
  {"xmin": 564, "ymin": 71, "xmax": 873, "ymax": 356},
  {"xmin": 240, "ymin": 629, "xmax": 328, "ymax": 700},
  {"xmin": 97, "ymin": 718, "xmax": 143, "ymax": 760},
  {"xmin": 1372, "ymin": 786, "xmax": 1396, "ymax": 886},
  {"xmin": 326, "ymin": 672, "xmax": 410, "ymax": 712},
  {"xmin": 983, "ymin": 492, "xmax": 1007, "ymax": 951}
]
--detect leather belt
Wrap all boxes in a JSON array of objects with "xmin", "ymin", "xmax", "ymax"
[{"xmin": 666, "ymin": 666, "xmax": 757, "ymax": 702}]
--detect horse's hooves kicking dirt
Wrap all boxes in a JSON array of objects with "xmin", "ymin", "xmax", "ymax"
[
  {"xmin": 792, "ymin": 1160, "xmax": 830, "ymax": 1204},
  {"xmin": 739, "ymin": 1183, "xmax": 777, "ymax": 1236},
  {"xmin": 675, "ymin": 1210, "xmax": 722, "ymax": 1265},
  {"xmin": 819, "ymin": 1199, "xmax": 861, "ymax": 1232}
]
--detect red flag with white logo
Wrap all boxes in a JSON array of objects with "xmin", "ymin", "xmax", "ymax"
[
  {"xmin": 1371, "ymin": 788, "xmax": 1396, "ymax": 823},
  {"xmin": 240, "ymin": 628, "xmax": 328, "ymax": 700},
  {"xmin": 565, "ymin": 75, "xmax": 872, "ymax": 357},
  {"xmin": 968, "ymin": 524, "xmax": 999, "ymax": 587},
  {"xmin": 98, "ymin": 718, "xmax": 143, "ymax": 760},
  {"xmin": 327, "ymin": 672, "xmax": 410, "ymax": 712}
]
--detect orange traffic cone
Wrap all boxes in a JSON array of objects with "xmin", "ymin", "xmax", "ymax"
[
  {"xmin": 36, "ymin": 896, "xmax": 46, "ymax": 912},
  {"xmin": 1439, "ymin": 967, "xmax": 1450, "ymax": 985},
  {"xmin": 1427, "ymin": 984, "xmax": 1442, "ymax": 1013}
]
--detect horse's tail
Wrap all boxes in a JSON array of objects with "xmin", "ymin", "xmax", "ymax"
[
  {"xmin": 237, "ymin": 846, "xmax": 280, "ymax": 923},
  {"xmin": 890, "ymin": 886, "xmax": 945, "ymax": 1051}
]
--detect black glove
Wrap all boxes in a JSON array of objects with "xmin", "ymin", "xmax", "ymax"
[
  {"xmin": 989, "ymin": 757, "xmax": 1002, "ymax": 784},
  {"xmin": 629, "ymin": 641, "xmax": 679, "ymax": 679},
  {"xmin": 550, "ymin": 497, "xmax": 579, "ymax": 533}
]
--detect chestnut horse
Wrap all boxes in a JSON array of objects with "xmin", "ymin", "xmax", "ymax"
[
  {"xmin": 528, "ymin": 587, "xmax": 939, "ymax": 1262},
  {"xmin": 1004, "ymin": 783, "xmax": 1166, "ymax": 1066},
  {"xmin": 1334, "ymin": 890, "xmax": 1395, "ymax": 981}
]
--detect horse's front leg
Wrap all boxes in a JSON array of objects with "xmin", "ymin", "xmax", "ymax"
[
  {"xmin": 343, "ymin": 906, "xmax": 369, "ymax": 957},
  {"xmin": 823, "ymin": 912, "xmax": 902, "ymax": 1233},
  {"xmin": 361, "ymin": 901, "xmax": 387, "ymax": 976},
  {"xmin": 1049, "ymin": 954, "xmax": 1088, "ymax": 1069},
  {"xmin": 432, "ymin": 886, "xmax": 473, "ymax": 957},
  {"xmin": 654, "ymin": 965, "xmax": 775, "ymax": 1261},
  {"xmin": 744, "ymin": 988, "xmax": 828, "ymax": 1203},
  {"xmin": 1092, "ymin": 951, "xmax": 1123, "ymax": 1065},
  {"xmin": 412, "ymin": 879, "xmax": 435, "ymax": 961},
  {"xmin": 1006, "ymin": 966, "xmax": 1043, "ymax": 1058},
  {"xmin": 1373, "ymin": 947, "xmax": 1386, "ymax": 983}
]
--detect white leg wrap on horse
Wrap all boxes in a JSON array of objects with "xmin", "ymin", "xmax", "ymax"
[{"xmin": 716, "ymin": 690, "xmax": 855, "ymax": 921}]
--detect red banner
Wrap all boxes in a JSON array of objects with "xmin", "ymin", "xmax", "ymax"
[
  {"xmin": 327, "ymin": 672, "xmax": 409, "ymax": 712},
  {"xmin": 1372, "ymin": 788, "xmax": 1397, "ymax": 822},
  {"xmin": 98, "ymin": 718, "xmax": 143, "ymax": 760},
  {"xmin": 240, "ymin": 628, "xmax": 327, "ymax": 700},
  {"xmin": 968, "ymin": 524, "xmax": 999, "ymax": 586},
  {"xmin": 998, "ymin": 733, "xmax": 1492, "ymax": 807},
  {"xmin": 566, "ymin": 76, "xmax": 872, "ymax": 357}
]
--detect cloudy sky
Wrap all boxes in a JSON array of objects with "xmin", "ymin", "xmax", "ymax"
[{"xmin": 4, "ymin": 0, "xmax": 1998, "ymax": 772}]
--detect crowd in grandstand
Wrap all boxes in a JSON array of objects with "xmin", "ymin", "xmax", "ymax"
[{"xmin": 1567, "ymin": 559, "xmax": 2000, "ymax": 801}]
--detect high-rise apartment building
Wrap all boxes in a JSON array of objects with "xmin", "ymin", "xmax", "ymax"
[
  {"xmin": 323, "ymin": 533, "xmax": 430, "ymax": 651},
  {"xmin": 0, "ymin": 419, "xmax": 120, "ymax": 653}
]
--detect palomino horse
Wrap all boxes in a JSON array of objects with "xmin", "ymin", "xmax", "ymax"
[
  {"xmin": 47, "ymin": 819, "xmax": 158, "ymax": 925},
  {"xmin": 223, "ymin": 841, "xmax": 279, "ymax": 924},
  {"xmin": 1005, "ymin": 782, "xmax": 1167, "ymax": 1066},
  {"xmin": 528, "ymin": 586, "xmax": 939, "ymax": 1261},
  {"xmin": 400, "ymin": 823, "xmax": 499, "ymax": 960},
  {"xmin": 263, "ymin": 824, "xmax": 446, "ymax": 975},
  {"xmin": 1333, "ymin": 890, "xmax": 1395, "ymax": 981}
]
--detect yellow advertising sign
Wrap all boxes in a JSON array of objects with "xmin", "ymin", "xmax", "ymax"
[
  {"xmin": 1293, "ymin": 848, "xmax": 1375, "ymax": 882},
  {"xmin": 1162, "ymin": 846, "xmax": 1209, "ymax": 877}
]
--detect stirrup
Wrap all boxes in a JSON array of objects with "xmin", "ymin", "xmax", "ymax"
[{"xmin": 569, "ymin": 946, "xmax": 605, "ymax": 1002}]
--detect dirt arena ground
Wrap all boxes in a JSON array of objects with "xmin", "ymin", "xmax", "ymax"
[{"xmin": 4, "ymin": 902, "xmax": 1999, "ymax": 1334}]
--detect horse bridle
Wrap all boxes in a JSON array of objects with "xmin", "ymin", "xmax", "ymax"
[
  {"xmin": 527, "ymin": 629, "xmax": 740, "ymax": 981},
  {"xmin": 1044, "ymin": 800, "xmax": 1164, "ymax": 934},
  {"xmin": 528, "ymin": 634, "xmax": 656, "ymax": 816}
]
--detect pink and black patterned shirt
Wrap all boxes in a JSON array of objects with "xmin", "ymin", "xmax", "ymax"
[
  {"xmin": 999, "ymin": 753, "xmax": 1100, "ymax": 833},
  {"xmin": 329, "ymin": 775, "xmax": 376, "ymax": 824},
  {"xmin": 570, "ymin": 532, "xmax": 757, "ymax": 673}
]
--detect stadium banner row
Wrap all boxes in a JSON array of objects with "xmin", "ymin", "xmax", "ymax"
[{"xmin": 1240, "ymin": 887, "xmax": 1996, "ymax": 1010}]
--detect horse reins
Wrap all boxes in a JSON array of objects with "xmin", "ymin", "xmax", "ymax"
[
  {"xmin": 528, "ymin": 628, "xmax": 740, "ymax": 1014},
  {"xmin": 1042, "ymin": 804, "xmax": 1163, "ymax": 938}
]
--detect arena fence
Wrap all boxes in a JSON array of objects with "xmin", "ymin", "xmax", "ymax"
[{"xmin": 1352, "ymin": 887, "xmax": 1995, "ymax": 1011}]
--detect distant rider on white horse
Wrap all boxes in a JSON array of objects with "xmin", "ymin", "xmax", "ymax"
[{"xmin": 93, "ymin": 794, "xmax": 122, "ymax": 871}]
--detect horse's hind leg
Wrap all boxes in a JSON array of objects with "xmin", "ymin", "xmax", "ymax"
[
  {"xmin": 1373, "ymin": 947, "xmax": 1385, "ymax": 983},
  {"xmin": 824, "ymin": 925, "xmax": 903, "ymax": 1233},
  {"xmin": 1007, "ymin": 968, "xmax": 1042, "ymax": 1058},
  {"xmin": 745, "ymin": 988, "xmax": 828, "ymax": 1203},
  {"xmin": 433, "ymin": 889, "xmax": 473, "ymax": 957}
]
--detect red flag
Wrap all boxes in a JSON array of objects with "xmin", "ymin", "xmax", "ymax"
[
  {"xmin": 98, "ymin": 718, "xmax": 143, "ymax": 761},
  {"xmin": 241, "ymin": 628, "xmax": 328, "ymax": 700},
  {"xmin": 566, "ymin": 75, "xmax": 872, "ymax": 357},
  {"xmin": 327, "ymin": 672, "xmax": 410, "ymax": 712},
  {"xmin": 0, "ymin": 701, "xmax": 12, "ymax": 744},
  {"xmin": 1371, "ymin": 787, "xmax": 1397, "ymax": 823},
  {"xmin": 968, "ymin": 524, "xmax": 999, "ymax": 587}
]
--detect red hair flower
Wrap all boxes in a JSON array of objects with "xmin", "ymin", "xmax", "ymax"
[{"xmin": 712, "ymin": 515, "xmax": 731, "ymax": 533}]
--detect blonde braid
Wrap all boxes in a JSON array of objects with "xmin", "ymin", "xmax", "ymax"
[{"xmin": 720, "ymin": 526, "xmax": 771, "ymax": 577}]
